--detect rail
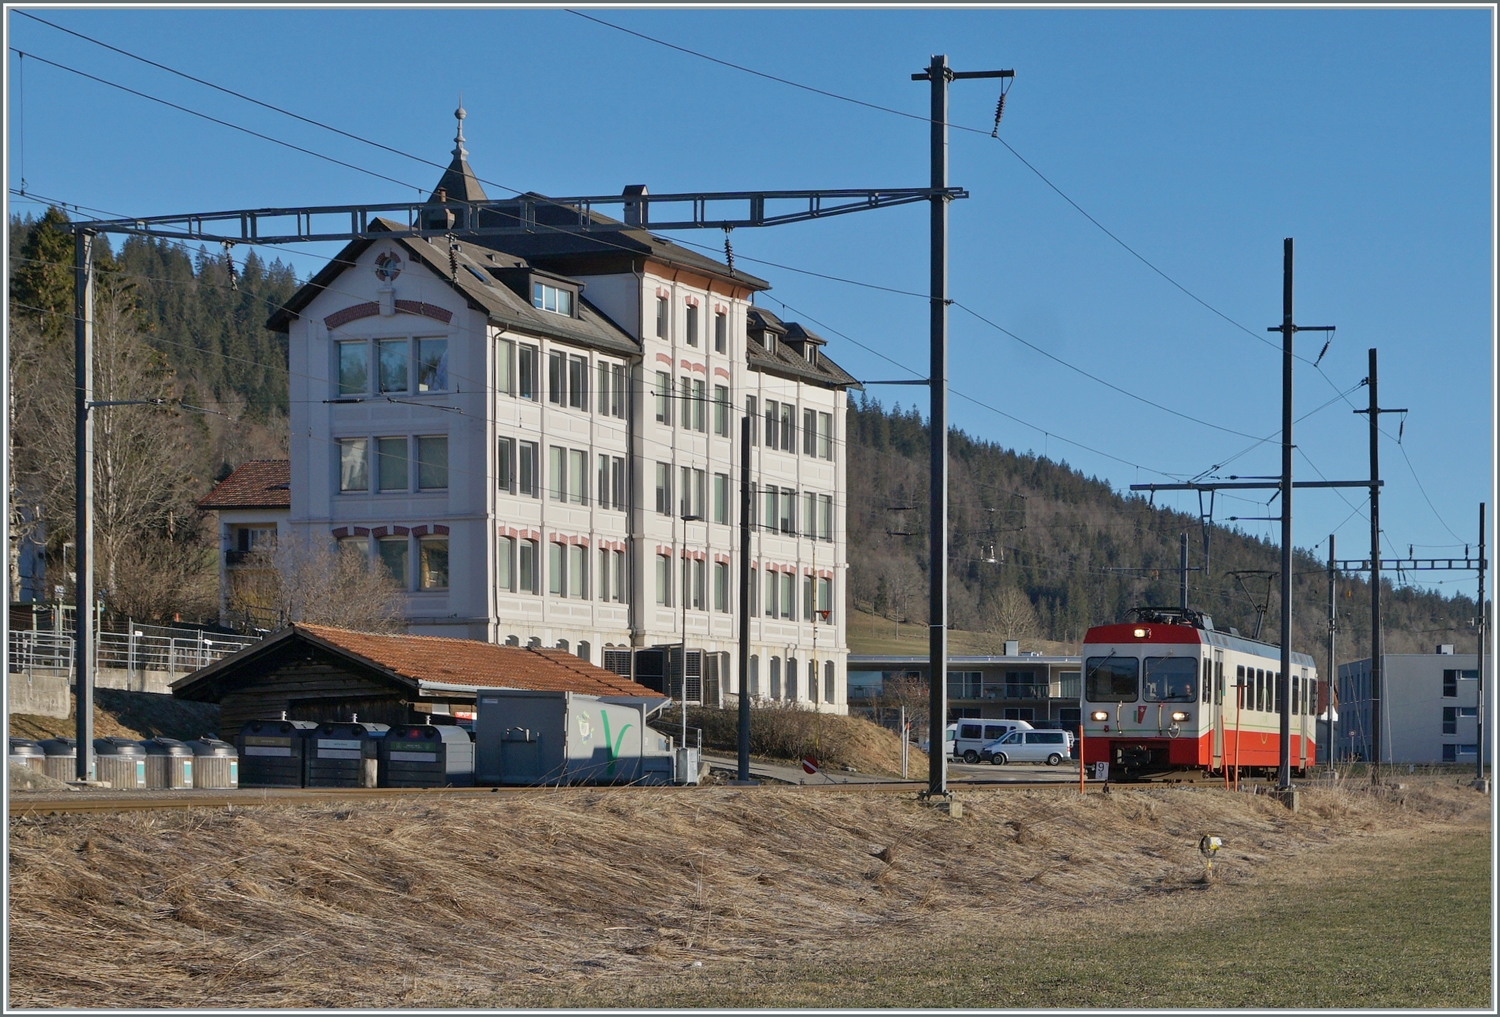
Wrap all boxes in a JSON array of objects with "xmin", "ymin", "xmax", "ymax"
[{"xmin": 7, "ymin": 625, "xmax": 257, "ymax": 680}]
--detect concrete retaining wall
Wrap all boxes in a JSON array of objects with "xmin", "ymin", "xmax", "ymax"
[
  {"xmin": 7, "ymin": 673, "xmax": 71, "ymax": 718},
  {"xmin": 8, "ymin": 667, "xmax": 178, "ymax": 719}
]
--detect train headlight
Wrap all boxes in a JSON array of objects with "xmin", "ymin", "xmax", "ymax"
[
  {"xmin": 1090, "ymin": 711, "xmax": 1108, "ymax": 722},
  {"xmin": 1171, "ymin": 711, "xmax": 1190, "ymax": 723},
  {"xmin": 1132, "ymin": 627, "xmax": 1149, "ymax": 638}
]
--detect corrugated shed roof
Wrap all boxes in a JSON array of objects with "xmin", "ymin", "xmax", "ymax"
[
  {"xmin": 292, "ymin": 624, "xmax": 660, "ymax": 696},
  {"xmin": 196, "ymin": 460, "xmax": 291, "ymax": 510}
]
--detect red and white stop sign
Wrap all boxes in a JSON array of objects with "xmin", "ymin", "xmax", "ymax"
[{"xmin": 802, "ymin": 756, "xmax": 819, "ymax": 774}]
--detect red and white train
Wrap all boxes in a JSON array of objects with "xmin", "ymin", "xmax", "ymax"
[{"xmin": 1079, "ymin": 607, "xmax": 1318, "ymax": 779}]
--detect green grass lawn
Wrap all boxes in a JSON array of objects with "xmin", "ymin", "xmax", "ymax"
[{"xmin": 531, "ymin": 826, "xmax": 1491, "ymax": 1009}]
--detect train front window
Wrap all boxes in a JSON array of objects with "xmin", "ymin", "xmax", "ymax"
[
  {"xmin": 1143, "ymin": 657, "xmax": 1197, "ymax": 702},
  {"xmin": 1085, "ymin": 657, "xmax": 1139, "ymax": 702}
]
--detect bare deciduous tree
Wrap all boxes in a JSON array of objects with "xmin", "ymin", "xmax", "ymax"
[
  {"xmin": 9, "ymin": 272, "xmax": 210, "ymax": 622},
  {"xmin": 982, "ymin": 585, "xmax": 1040, "ymax": 644},
  {"xmin": 230, "ymin": 535, "xmax": 403, "ymax": 634}
]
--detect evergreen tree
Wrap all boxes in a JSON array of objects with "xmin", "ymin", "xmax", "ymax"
[{"xmin": 12, "ymin": 206, "xmax": 76, "ymax": 344}]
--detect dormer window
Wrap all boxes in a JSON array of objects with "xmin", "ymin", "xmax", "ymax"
[
  {"xmin": 805, "ymin": 345, "xmax": 818, "ymax": 365},
  {"xmin": 532, "ymin": 281, "xmax": 575, "ymax": 317},
  {"xmin": 762, "ymin": 330, "xmax": 777, "ymax": 355}
]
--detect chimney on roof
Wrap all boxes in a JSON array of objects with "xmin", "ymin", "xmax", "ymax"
[{"xmin": 623, "ymin": 184, "xmax": 648, "ymax": 227}]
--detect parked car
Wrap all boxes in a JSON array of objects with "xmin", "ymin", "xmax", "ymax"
[
  {"xmin": 985, "ymin": 729, "xmax": 1074, "ymax": 766},
  {"xmin": 952, "ymin": 720, "xmax": 1033, "ymax": 764}
]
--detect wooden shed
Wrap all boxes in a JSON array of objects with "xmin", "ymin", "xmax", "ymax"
[{"xmin": 171, "ymin": 623, "xmax": 664, "ymax": 735}]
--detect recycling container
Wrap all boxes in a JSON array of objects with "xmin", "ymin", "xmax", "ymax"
[
  {"xmin": 236, "ymin": 719, "xmax": 317, "ymax": 787},
  {"xmin": 93, "ymin": 737, "xmax": 147, "ymax": 789},
  {"xmin": 37, "ymin": 738, "xmax": 77, "ymax": 781},
  {"xmin": 187, "ymin": 737, "xmax": 239, "ymax": 789},
  {"xmin": 9, "ymin": 737, "xmax": 45, "ymax": 772},
  {"xmin": 378, "ymin": 724, "xmax": 474, "ymax": 787},
  {"xmin": 141, "ymin": 737, "xmax": 194, "ymax": 789},
  {"xmin": 304, "ymin": 721, "xmax": 389, "ymax": 787}
]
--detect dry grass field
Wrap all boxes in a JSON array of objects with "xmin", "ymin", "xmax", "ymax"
[{"xmin": 7, "ymin": 775, "xmax": 1490, "ymax": 1009}]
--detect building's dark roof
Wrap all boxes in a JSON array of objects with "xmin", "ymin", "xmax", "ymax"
[
  {"xmin": 472, "ymin": 193, "xmax": 771, "ymax": 291},
  {"xmin": 427, "ymin": 106, "xmax": 487, "ymax": 205},
  {"xmin": 266, "ymin": 221, "xmax": 639, "ymax": 357},
  {"xmin": 172, "ymin": 623, "xmax": 665, "ymax": 701},
  {"xmin": 745, "ymin": 307, "xmax": 860, "ymax": 390},
  {"xmin": 196, "ymin": 460, "xmax": 290, "ymax": 510}
]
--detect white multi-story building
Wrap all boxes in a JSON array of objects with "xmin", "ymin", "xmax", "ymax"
[
  {"xmin": 1336, "ymin": 647, "xmax": 1492, "ymax": 765},
  {"xmin": 262, "ymin": 111, "xmax": 856, "ymax": 712}
]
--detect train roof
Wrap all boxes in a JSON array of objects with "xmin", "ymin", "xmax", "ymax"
[{"xmin": 1083, "ymin": 621, "xmax": 1316, "ymax": 669}]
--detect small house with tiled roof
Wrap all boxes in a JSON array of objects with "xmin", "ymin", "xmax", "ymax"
[
  {"xmin": 172, "ymin": 622, "xmax": 667, "ymax": 734},
  {"xmin": 198, "ymin": 459, "xmax": 292, "ymax": 628},
  {"xmin": 252, "ymin": 106, "xmax": 857, "ymax": 715}
]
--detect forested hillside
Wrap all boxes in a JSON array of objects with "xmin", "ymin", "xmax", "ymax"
[
  {"xmin": 846, "ymin": 398, "xmax": 1481, "ymax": 659},
  {"xmin": 8, "ymin": 208, "xmax": 296, "ymax": 622}
]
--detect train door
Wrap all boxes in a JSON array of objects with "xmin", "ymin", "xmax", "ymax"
[
  {"xmin": 1211, "ymin": 651, "xmax": 1224, "ymax": 770},
  {"xmin": 1297, "ymin": 668, "xmax": 1309, "ymax": 769}
]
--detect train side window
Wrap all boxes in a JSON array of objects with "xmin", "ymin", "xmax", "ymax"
[
  {"xmin": 1235, "ymin": 665, "xmax": 1246, "ymax": 708},
  {"xmin": 1201, "ymin": 659, "xmax": 1210, "ymax": 703},
  {"xmin": 1257, "ymin": 669, "xmax": 1266, "ymax": 712},
  {"xmin": 1216, "ymin": 660, "xmax": 1224, "ymax": 704},
  {"xmin": 1291, "ymin": 674, "xmax": 1299, "ymax": 715},
  {"xmin": 1275, "ymin": 672, "xmax": 1282, "ymax": 714}
]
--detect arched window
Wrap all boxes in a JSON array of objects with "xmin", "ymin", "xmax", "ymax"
[
  {"xmin": 770, "ymin": 656, "xmax": 781, "ymax": 700},
  {"xmin": 505, "ymin": 634, "xmax": 520, "ymax": 646},
  {"xmin": 824, "ymin": 660, "xmax": 836, "ymax": 704},
  {"xmin": 787, "ymin": 658, "xmax": 798, "ymax": 701},
  {"xmin": 557, "ymin": 639, "xmax": 569, "ymax": 652},
  {"xmin": 809, "ymin": 660, "xmax": 819, "ymax": 703},
  {"xmin": 577, "ymin": 640, "xmax": 591, "ymax": 663},
  {"xmin": 527, "ymin": 636, "xmax": 541, "ymax": 648},
  {"xmin": 749, "ymin": 654, "xmax": 760, "ymax": 698}
]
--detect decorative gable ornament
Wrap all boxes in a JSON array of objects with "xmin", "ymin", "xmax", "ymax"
[{"xmin": 374, "ymin": 250, "xmax": 403, "ymax": 282}]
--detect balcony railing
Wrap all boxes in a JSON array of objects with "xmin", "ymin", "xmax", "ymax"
[{"xmin": 946, "ymin": 679, "xmax": 1079, "ymax": 701}]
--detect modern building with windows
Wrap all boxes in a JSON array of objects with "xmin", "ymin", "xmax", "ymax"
[
  {"xmin": 848, "ymin": 646, "xmax": 1083, "ymax": 741},
  {"xmin": 251, "ymin": 109, "xmax": 856, "ymax": 711},
  {"xmin": 1336, "ymin": 648, "xmax": 1491, "ymax": 765}
]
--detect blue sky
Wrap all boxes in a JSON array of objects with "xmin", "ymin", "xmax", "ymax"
[{"xmin": 6, "ymin": 6, "xmax": 1494, "ymax": 599}]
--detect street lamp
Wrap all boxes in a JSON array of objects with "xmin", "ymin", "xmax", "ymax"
[{"xmin": 680, "ymin": 513, "xmax": 702, "ymax": 771}]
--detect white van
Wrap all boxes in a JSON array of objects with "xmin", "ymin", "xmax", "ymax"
[
  {"xmin": 985, "ymin": 728, "xmax": 1074, "ymax": 766},
  {"xmin": 950, "ymin": 719, "xmax": 1034, "ymax": 764}
]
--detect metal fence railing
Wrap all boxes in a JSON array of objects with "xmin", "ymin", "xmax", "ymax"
[{"xmin": 8, "ymin": 625, "xmax": 258, "ymax": 681}]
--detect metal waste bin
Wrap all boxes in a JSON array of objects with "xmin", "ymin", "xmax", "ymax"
[
  {"xmin": 379, "ymin": 724, "xmax": 475, "ymax": 787},
  {"xmin": 93, "ymin": 737, "xmax": 147, "ymax": 789},
  {"xmin": 141, "ymin": 737, "xmax": 194, "ymax": 789},
  {"xmin": 304, "ymin": 722, "xmax": 389, "ymax": 787},
  {"xmin": 187, "ymin": 737, "xmax": 239, "ymax": 789},
  {"xmin": 9, "ymin": 737, "xmax": 45, "ymax": 772},
  {"xmin": 37, "ymin": 738, "xmax": 77, "ymax": 781},
  {"xmin": 236, "ymin": 720, "xmax": 317, "ymax": 787}
]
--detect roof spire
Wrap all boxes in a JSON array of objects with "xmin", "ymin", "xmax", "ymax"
[{"xmin": 453, "ymin": 98, "xmax": 468, "ymax": 160}]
